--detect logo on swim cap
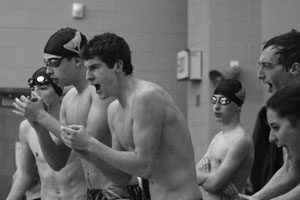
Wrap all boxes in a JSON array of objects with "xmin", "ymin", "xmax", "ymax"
[{"xmin": 44, "ymin": 27, "xmax": 87, "ymax": 57}]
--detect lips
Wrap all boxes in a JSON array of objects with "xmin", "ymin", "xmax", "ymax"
[{"xmin": 214, "ymin": 112, "xmax": 222, "ymax": 118}]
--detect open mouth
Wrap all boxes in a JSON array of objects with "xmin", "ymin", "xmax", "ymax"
[{"xmin": 94, "ymin": 84, "xmax": 101, "ymax": 92}]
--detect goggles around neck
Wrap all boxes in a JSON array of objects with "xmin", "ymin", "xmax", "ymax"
[
  {"xmin": 28, "ymin": 75, "xmax": 51, "ymax": 87},
  {"xmin": 211, "ymin": 95, "xmax": 231, "ymax": 105},
  {"xmin": 44, "ymin": 57, "xmax": 64, "ymax": 68}
]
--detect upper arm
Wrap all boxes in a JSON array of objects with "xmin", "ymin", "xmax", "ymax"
[
  {"xmin": 108, "ymin": 101, "xmax": 123, "ymax": 151},
  {"xmin": 18, "ymin": 121, "xmax": 37, "ymax": 176},
  {"xmin": 132, "ymin": 90, "xmax": 165, "ymax": 169}
]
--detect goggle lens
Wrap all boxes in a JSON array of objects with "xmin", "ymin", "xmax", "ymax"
[
  {"xmin": 28, "ymin": 75, "xmax": 50, "ymax": 87},
  {"xmin": 44, "ymin": 57, "xmax": 63, "ymax": 67},
  {"xmin": 211, "ymin": 95, "xmax": 231, "ymax": 105}
]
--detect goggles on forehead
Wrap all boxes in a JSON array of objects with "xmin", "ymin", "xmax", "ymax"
[
  {"xmin": 211, "ymin": 95, "xmax": 231, "ymax": 105},
  {"xmin": 28, "ymin": 75, "xmax": 51, "ymax": 87},
  {"xmin": 44, "ymin": 57, "xmax": 63, "ymax": 68}
]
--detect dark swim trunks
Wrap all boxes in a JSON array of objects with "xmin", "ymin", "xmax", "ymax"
[{"xmin": 87, "ymin": 184, "xmax": 145, "ymax": 200}]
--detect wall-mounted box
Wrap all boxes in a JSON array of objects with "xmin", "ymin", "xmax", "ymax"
[
  {"xmin": 176, "ymin": 49, "xmax": 189, "ymax": 80},
  {"xmin": 176, "ymin": 49, "xmax": 203, "ymax": 81}
]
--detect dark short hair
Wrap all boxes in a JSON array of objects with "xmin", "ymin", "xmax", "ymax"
[
  {"xmin": 263, "ymin": 29, "xmax": 300, "ymax": 71},
  {"xmin": 266, "ymin": 84, "xmax": 300, "ymax": 127},
  {"xmin": 81, "ymin": 32, "xmax": 133, "ymax": 75}
]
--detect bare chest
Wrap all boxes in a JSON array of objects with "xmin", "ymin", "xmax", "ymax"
[
  {"xmin": 65, "ymin": 95, "xmax": 91, "ymax": 125},
  {"xmin": 113, "ymin": 109, "xmax": 134, "ymax": 150},
  {"xmin": 208, "ymin": 135, "xmax": 230, "ymax": 165}
]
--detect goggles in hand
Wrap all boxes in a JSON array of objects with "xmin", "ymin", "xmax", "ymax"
[{"xmin": 211, "ymin": 95, "xmax": 231, "ymax": 105}]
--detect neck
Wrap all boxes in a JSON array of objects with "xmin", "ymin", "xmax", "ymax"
[
  {"xmin": 48, "ymin": 101, "xmax": 61, "ymax": 120},
  {"xmin": 117, "ymin": 74, "xmax": 136, "ymax": 107},
  {"xmin": 221, "ymin": 115, "xmax": 240, "ymax": 133},
  {"xmin": 72, "ymin": 65, "xmax": 90, "ymax": 93}
]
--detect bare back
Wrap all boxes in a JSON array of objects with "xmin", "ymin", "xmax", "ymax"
[
  {"xmin": 109, "ymin": 80, "xmax": 201, "ymax": 200},
  {"xmin": 62, "ymin": 85, "xmax": 112, "ymax": 189},
  {"xmin": 24, "ymin": 120, "xmax": 86, "ymax": 200},
  {"xmin": 200, "ymin": 126, "xmax": 254, "ymax": 200}
]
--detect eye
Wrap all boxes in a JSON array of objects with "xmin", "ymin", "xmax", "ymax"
[
  {"xmin": 270, "ymin": 124, "xmax": 279, "ymax": 131},
  {"xmin": 262, "ymin": 63, "xmax": 274, "ymax": 70}
]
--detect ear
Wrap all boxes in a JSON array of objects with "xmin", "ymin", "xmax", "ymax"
[
  {"xmin": 74, "ymin": 57, "xmax": 82, "ymax": 67},
  {"xmin": 114, "ymin": 60, "xmax": 124, "ymax": 73},
  {"xmin": 289, "ymin": 63, "xmax": 300, "ymax": 76}
]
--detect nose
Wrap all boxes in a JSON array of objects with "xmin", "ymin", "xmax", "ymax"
[
  {"xmin": 268, "ymin": 132, "xmax": 276, "ymax": 143},
  {"xmin": 86, "ymin": 69, "xmax": 93, "ymax": 81},
  {"xmin": 213, "ymin": 103, "xmax": 221, "ymax": 111},
  {"xmin": 46, "ymin": 66, "xmax": 53, "ymax": 75},
  {"xmin": 257, "ymin": 65, "xmax": 265, "ymax": 80}
]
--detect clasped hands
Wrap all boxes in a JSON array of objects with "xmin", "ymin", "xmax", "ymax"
[
  {"xmin": 13, "ymin": 92, "xmax": 93, "ymax": 152},
  {"xmin": 13, "ymin": 93, "xmax": 47, "ymax": 122}
]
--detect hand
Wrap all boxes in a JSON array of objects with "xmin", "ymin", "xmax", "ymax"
[
  {"xmin": 223, "ymin": 182, "xmax": 239, "ymax": 199},
  {"xmin": 198, "ymin": 156, "xmax": 211, "ymax": 172},
  {"xmin": 13, "ymin": 92, "xmax": 47, "ymax": 122},
  {"xmin": 61, "ymin": 125, "xmax": 92, "ymax": 151},
  {"xmin": 238, "ymin": 193, "xmax": 260, "ymax": 200}
]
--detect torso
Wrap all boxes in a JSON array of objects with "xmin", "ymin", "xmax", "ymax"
[
  {"xmin": 24, "ymin": 121, "xmax": 86, "ymax": 200},
  {"xmin": 63, "ymin": 85, "xmax": 112, "ymax": 189},
  {"xmin": 109, "ymin": 80, "xmax": 201, "ymax": 200},
  {"xmin": 201, "ymin": 126, "xmax": 253, "ymax": 200}
]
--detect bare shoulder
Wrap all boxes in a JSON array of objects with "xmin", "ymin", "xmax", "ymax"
[
  {"xmin": 231, "ymin": 128, "xmax": 253, "ymax": 152},
  {"xmin": 134, "ymin": 80, "xmax": 170, "ymax": 105},
  {"xmin": 19, "ymin": 119, "xmax": 32, "ymax": 141},
  {"xmin": 61, "ymin": 86, "xmax": 77, "ymax": 105}
]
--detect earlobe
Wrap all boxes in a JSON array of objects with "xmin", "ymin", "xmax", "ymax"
[{"xmin": 289, "ymin": 63, "xmax": 300, "ymax": 76}]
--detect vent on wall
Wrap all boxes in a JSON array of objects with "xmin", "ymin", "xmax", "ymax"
[{"xmin": 0, "ymin": 87, "xmax": 31, "ymax": 108}]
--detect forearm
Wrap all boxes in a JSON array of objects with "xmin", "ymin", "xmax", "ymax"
[
  {"xmin": 34, "ymin": 124, "xmax": 71, "ymax": 170},
  {"xmin": 6, "ymin": 173, "xmax": 33, "ymax": 200},
  {"xmin": 271, "ymin": 184, "xmax": 300, "ymax": 200},
  {"xmin": 88, "ymin": 137, "xmax": 152, "ymax": 178},
  {"xmin": 36, "ymin": 111, "xmax": 64, "ymax": 139},
  {"xmin": 253, "ymin": 166, "xmax": 299, "ymax": 200},
  {"xmin": 76, "ymin": 150, "xmax": 132, "ymax": 185},
  {"xmin": 196, "ymin": 171, "xmax": 209, "ymax": 186}
]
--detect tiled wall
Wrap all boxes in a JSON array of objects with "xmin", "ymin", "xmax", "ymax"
[{"xmin": 0, "ymin": 0, "xmax": 187, "ymax": 197}]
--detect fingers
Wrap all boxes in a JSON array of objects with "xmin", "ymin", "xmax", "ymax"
[
  {"xmin": 199, "ymin": 156, "xmax": 211, "ymax": 172},
  {"xmin": 224, "ymin": 184, "xmax": 238, "ymax": 197},
  {"xmin": 68, "ymin": 124, "xmax": 83, "ymax": 130},
  {"xmin": 20, "ymin": 95, "xmax": 30, "ymax": 103},
  {"xmin": 12, "ymin": 109, "xmax": 24, "ymax": 116}
]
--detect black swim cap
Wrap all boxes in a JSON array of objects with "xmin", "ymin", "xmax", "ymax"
[
  {"xmin": 28, "ymin": 67, "xmax": 63, "ymax": 96},
  {"xmin": 44, "ymin": 27, "xmax": 87, "ymax": 58},
  {"xmin": 213, "ymin": 79, "xmax": 245, "ymax": 106}
]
